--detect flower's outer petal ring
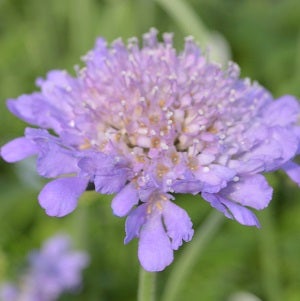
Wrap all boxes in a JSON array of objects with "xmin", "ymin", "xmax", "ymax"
[
  {"xmin": 138, "ymin": 214, "xmax": 173, "ymax": 272},
  {"xmin": 111, "ymin": 182, "xmax": 139, "ymax": 217},
  {"xmin": 38, "ymin": 177, "xmax": 88, "ymax": 217},
  {"xmin": 1, "ymin": 137, "xmax": 38, "ymax": 162}
]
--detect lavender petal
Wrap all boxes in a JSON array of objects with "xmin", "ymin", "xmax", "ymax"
[
  {"xmin": 138, "ymin": 214, "xmax": 173, "ymax": 272},
  {"xmin": 111, "ymin": 183, "xmax": 139, "ymax": 216},
  {"xmin": 0, "ymin": 137, "xmax": 38, "ymax": 162},
  {"xmin": 38, "ymin": 177, "xmax": 88, "ymax": 217}
]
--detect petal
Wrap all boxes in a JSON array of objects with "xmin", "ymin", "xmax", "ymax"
[
  {"xmin": 77, "ymin": 154, "xmax": 113, "ymax": 175},
  {"xmin": 228, "ymin": 159, "xmax": 265, "ymax": 174},
  {"xmin": 24, "ymin": 128, "xmax": 79, "ymax": 177},
  {"xmin": 139, "ymin": 186, "xmax": 157, "ymax": 203},
  {"xmin": 194, "ymin": 164, "xmax": 236, "ymax": 193},
  {"xmin": 282, "ymin": 161, "xmax": 300, "ymax": 186},
  {"xmin": 36, "ymin": 70, "xmax": 79, "ymax": 115},
  {"xmin": 172, "ymin": 179, "xmax": 203, "ymax": 194},
  {"xmin": 78, "ymin": 153, "xmax": 130, "ymax": 193},
  {"xmin": 202, "ymin": 193, "xmax": 260, "ymax": 227},
  {"xmin": 78, "ymin": 152, "xmax": 127, "ymax": 174},
  {"xmin": 263, "ymin": 95, "xmax": 300, "ymax": 126},
  {"xmin": 111, "ymin": 182, "xmax": 139, "ymax": 216},
  {"xmin": 138, "ymin": 214, "xmax": 173, "ymax": 272},
  {"xmin": 221, "ymin": 174, "xmax": 273, "ymax": 210},
  {"xmin": 271, "ymin": 127, "xmax": 298, "ymax": 165},
  {"xmin": 245, "ymin": 126, "xmax": 298, "ymax": 171},
  {"xmin": 7, "ymin": 94, "xmax": 43, "ymax": 124},
  {"xmin": 221, "ymin": 199, "xmax": 260, "ymax": 227},
  {"xmin": 124, "ymin": 204, "xmax": 147, "ymax": 244},
  {"xmin": 25, "ymin": 127, "xmax": 59, "ymax": 140},
  {"xmin": 202, "ymin": 192, "xmax": 233, "ymax": 219},
  {"xmin": 36, "ymin": 70, "xmax": 74, "ymax": 91},
  {"xmin": 1, "ymin": 137, "xmax": 38, "ymax": 162},
  {"xmin": 7, "ymin": 93, "xmax": 61, "ymax": 131},
  {"xmin": 36, "ymin": 143, "xmax": 79, "ymax": 178},
  {"xmin": 94, "ymin": 173, "xmax": 127, "ymax": 194},
  {"xmin": 162, "ymin": 201, "xmax": 194, "ymax": 250},
  {"xmin": 38, "ymin": 177, "xmax": 88, "ymax": 217}
]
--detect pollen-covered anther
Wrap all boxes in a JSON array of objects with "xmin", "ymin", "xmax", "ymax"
[
  {"xmin": 146, "ymin": 204, "xmax": 152, "ymax": 215},
  {"xmin": 207, "ymin": 126, "xmax": 218, "ymax": 134},
  {"xmin": 187, "ymin": 157, "xmax": 199, "ymax": 171},
  {"xmin": 134, "ymin": 105, "xmax": 143, "ymax": 117},
  {"xmin": 97, "ymin": 141, "xmax": 108, "ymax": 151},
  {"xmin": 79, "ymin": 139, "xmax": 92, "ymax": 150},
  {"xmin": 131, "ymin": 176, "xmax": 140, "ymax": 189},
  {"xmin": 156, "ymin": 163, "xmax": 170, "ymax": 178},
  {"xmin": 151, "ymin": 137, "xmax": 161, "ymax": 148},
  {"xmin": 159, "ymin": 126, "xmax": 169, "ymax": 136},
  {"xmin": 170, "ymin": 152, "xmax": 179, "ymax": 164},
  {"xmin": 149, "ymin": 115, "xmax": 160, "ymax": 124},
  {"xmin": 146, "ymin": 198, "xmax": 164, "ymax": 215},
  {"xmin": 155, "ymin": 201, "xmax": 163, "ymax": 211},
  {"xmin": 135, "ymin": 155, "xmax": 146, "ymax": 163},
  {"xmin": 158, "ymin": 99, "xmax": 166, "ymax": 107},
  {"xmin": 113, "ymin": 132, "xmax": 122, "ymax": 142}
]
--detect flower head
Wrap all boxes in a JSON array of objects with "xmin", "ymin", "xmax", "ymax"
[
  {"xmin": 1, "ymin": 28, "xmax": 300, "ymax": 271},
  {"xmin": 0, "ymin": 234, "xmax": 89, "ymax": 301}
]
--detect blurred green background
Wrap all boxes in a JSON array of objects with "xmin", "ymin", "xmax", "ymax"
[{"xmin": 0, "ymin": 0, "xmax": 300, "ymax": 300}]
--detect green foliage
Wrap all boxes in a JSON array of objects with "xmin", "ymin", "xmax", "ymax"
[{"xmin": 1, "ymin": 0, "xmax": 300, "ymax": 300}]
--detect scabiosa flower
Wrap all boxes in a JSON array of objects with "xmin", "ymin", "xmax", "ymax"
[
  {"xmin": 0, "ymin": 283, "xmax": 19, "ymax": 301},
  {"xmin": 0, "ymin": 234, "xmax": 89, "ymax": 301},
  {"xmin": 1, "ymin": 29, "xmax": 300, "ymax": 271}
]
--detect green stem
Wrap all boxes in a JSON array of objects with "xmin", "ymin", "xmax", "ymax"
[
  {"xmin": 161, "ymin": 210, "xmax": 224, "ymax": 301},
  {"xmin": 138, "ymin": 267, "xmax": 156, "ymax": 301},
  {"xmin": 257, "ymin": 208, "xmax": 282, "ymax": 301},
  {"xmin": 295, "ymin": 32, "xmax": 300, "ymax": 77}
]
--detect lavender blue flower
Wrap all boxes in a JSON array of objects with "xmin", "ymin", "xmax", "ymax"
[
  {"xmin": 0, "ymin": 283, "xmax": 19, "ymax": 301},
  {"xmin": 1, "ymin": 29, "xmax": 300, "ymax": 271},
  {"xmin": 0, "ymin": 234, "xmax": 89, "ymax": 301}
]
